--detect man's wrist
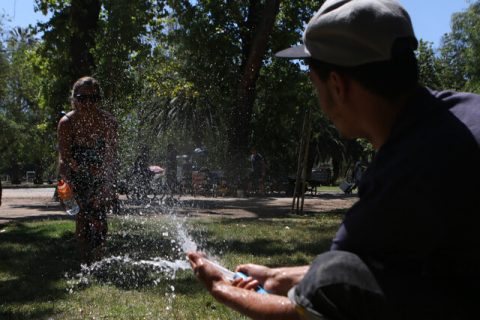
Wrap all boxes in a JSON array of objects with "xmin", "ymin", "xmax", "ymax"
[
  {"xmin": 268, "ymin": 268, "xmax": 279, "ymax": 280},
  {"xmin": 210, "ymin": 280, "xmax": 233, "ymax": 301}
]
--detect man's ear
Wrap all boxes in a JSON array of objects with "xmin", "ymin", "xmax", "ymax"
[{"xmin": 328, "ymin": 71, "xmax": 350, "ymax": 105}]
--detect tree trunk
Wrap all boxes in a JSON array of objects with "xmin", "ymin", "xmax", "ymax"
[
  {"xmin": 10, "ymin": 160, "xmax": 22, "ymax": 185},
  {"xmin": 69, "ymin": 0, "xmax": 101, "ymax": 78},
  {"xmin": 228, "ymin": 0, "xmax": 281, "ymax": 183}
]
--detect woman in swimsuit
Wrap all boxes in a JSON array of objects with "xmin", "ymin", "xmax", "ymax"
[{"xmin": 58, "ymin": 76, "xmax": 118, "ymax": 261}]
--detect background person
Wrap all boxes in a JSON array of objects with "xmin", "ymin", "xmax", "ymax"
[
  {"xmin": 249, "ymin": 147, "xmax": 266, "ymax": 195},
  {"xmin": 165, "ymin": 143, "xmax": 177, "ymax": 192},
  {"xmin": 180, "ymin": 153, "xmax": 193, "ymax": 194},
  {"xmin": 346, "ymin": 159, "xmax": 368, "ymax": 194},
  {"xmin": 189, "ymin": 0, "xmax": 480, "ymax": 319},
  {"xmin": 58, "ymin": 76, "xmax": 118, "ymax": 261}
]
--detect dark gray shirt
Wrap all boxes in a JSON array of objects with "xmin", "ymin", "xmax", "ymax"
[{"xmin": 332, "ymin": 87, "xmax": 480, "ymax": 312}]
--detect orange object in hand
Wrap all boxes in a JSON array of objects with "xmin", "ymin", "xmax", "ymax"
[
  {"xmin": 58, "ymin": 179, "xmax": 73, "ymax": 198},
  {"xmin": 57, "ymin": 180, "xmax": 80, "ymax": 216}
]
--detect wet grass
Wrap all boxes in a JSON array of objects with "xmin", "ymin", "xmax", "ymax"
[{"xmin": 0, "ymin": 209, "xmax": 345, "ymax": 319}]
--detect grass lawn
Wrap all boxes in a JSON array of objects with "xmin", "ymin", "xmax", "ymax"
[
  {"xmin": 0, "ymin": 209, "xmax": 345, "ymax": 319},
  {"xmin": 315, "ymin": 185, "xmax": 342, "ymax": 192}
]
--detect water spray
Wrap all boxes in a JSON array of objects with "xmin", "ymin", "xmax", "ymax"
[{"xmin": 202, "ymin": 258, "xmax": 268, "ymax": 294}]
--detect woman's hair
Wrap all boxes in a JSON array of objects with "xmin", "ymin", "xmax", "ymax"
[
  {"xmin": 308, "ymin": 38, "xmax": 419, "ymax": 102},
  {"xmin": 71, "ymin": 76, "xmax": 101, "ymax": 98}
]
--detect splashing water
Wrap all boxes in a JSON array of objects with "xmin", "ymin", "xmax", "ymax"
[
  {"xmin": 63, "ymin": 153, "xmax": 231, "ymax": 316},
  {"xmin": 175, "ymin": 218, "xmax": 198, "ymax": 253},
  {"xmin": 66, "ymin": 198, "xmax": 207, "ymax": 294}
]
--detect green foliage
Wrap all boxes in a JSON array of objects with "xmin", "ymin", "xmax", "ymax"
[
  {"xmin": 435, "ymin": 1, "xmax": 480, "ymax": 92},
  {"xmin": 35, "ymin": 0, "xmax": 98, "ymax": 124},
  {"xmin": 253, "ymin": 59, "xmax": 312, "ymax": 176},
  {"xmin": 10, "ymin": 0, "xmax": 480, "ymax": 184},
  {"xmin": 145, "ymin": 1, "xmax": 327, "ymax": 175},
  {"xmin": 416, "ymin": 40, "xmax": 442, "ymax": 90},
  {"xmin": 412, "ymin": 1, "xmax": 480, "ymax": 94},
  {"xmin": 450, "ymin": 2, "xmax": 480, "ymax": 91},
  {"xmin": 0, "ymin": 0, "xmax": 369, "ymax": 183},
  {"xmin": 94, "ymin": 0, "xmax": 165, "ymax": 108},
  {"xmin": 0, "ymin": 24, "xmax": 55, "ymax": 182}
]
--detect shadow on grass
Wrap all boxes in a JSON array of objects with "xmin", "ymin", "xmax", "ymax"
[
  {"xmin": 0, "ymin": 214, "xmax": 71, "ymax": 224},
  {"xmin": 77, "ymin": 218, "xmax": 200, "ymax": 291},
  {"xmin": 186, "ymin": 195, "xmax": 352, "ymax": 218},
  {"xmin": 0, "ymin": 219, "xmax": 80, "ymax": 319},
  {"xmin": 116, "ymin": 193, "xmax": 355, "ymax": 219},
  {"xmin": 8, "ymin": 203, "xmax": 63, "ymax": 212},
  {"xmin": 0, "ymin": 216, "xmax": 206, "ymax": 316},
  {"xmin": 115, "ymin": 198, "xmax": 182, "ymax": 216}
]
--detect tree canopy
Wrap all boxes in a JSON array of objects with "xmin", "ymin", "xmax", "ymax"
[{"xmin": 1, "ymin": 0, "xmax": 479, "ymax": 186}]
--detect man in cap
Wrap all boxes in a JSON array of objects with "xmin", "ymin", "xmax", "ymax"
[{"xmin": 189, "ymin": 0, "xmax": 480, "ymax": 319}]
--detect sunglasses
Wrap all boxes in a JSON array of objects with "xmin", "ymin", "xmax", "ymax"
[{"xmin": 74, "ymin": 94, "xmax": 101, "ymax": 103}]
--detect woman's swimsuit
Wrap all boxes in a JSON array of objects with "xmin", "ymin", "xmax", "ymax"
[
  {"xmin": 65, "ymin": 114, "xmax": 109, "ymax": 248},
  {"xmin": 70, "ymin": 140, "xmax": 106, "ymax": 207}
]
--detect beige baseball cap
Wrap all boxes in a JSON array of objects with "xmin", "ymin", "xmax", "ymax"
[{"xmin": 276, "ymin": 0, "xmax": 418, "ymax": 66}]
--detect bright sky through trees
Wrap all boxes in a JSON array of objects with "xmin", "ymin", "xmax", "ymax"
[
  {"xmin": 399, "ymin": 0, "xmax": 469, "ymax": 47},
  {"xmin": 0, "ymin": 0, "xmax": 471, "ymax": 47}
]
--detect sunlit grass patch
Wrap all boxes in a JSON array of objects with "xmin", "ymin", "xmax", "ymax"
[{"xmin": 188, "ymin": 211, "xmax": 344, "ymax": 270}]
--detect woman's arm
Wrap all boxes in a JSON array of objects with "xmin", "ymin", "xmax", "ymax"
[{"xmin": 57, "ymin": 116, "xmax": 77, "ymax": 181}]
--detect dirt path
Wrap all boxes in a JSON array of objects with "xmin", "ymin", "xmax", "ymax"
[
  {"xmin": 171, "ymin": 194, "xmax": 357, "ymax": 219},
  {"xmin": 0, "ymin": 188, "xmax": 357, "ymax": 227},
  {"xmin": 0, "ymin": 188, "xmax": 66, "ymax": 226}
]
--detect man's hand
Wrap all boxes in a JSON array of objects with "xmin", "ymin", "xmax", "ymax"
[
  {"xmin": 236, "ymin": 264, "xmax": 309, "ymax": 296},
  {"xmin": 188, "ymin": 252, "xmax": 302, "ymax": 320},
  {"xmin": 235, "ymin": 264, "xmax": 271, "ymax": 283},
  {"xmin": 231, "ymin": 274, "xmax": 262, "ymax": 292},
  {"xmin": 187, "ymin": 252, "xmax": 230, "ymax": 293},
  {"xmin": 235, "ymin": 263, "xmax": 282, "ymax": 293}
]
